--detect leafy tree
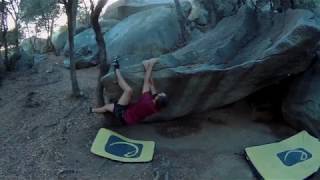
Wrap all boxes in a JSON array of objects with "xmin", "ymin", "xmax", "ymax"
[
  {"xmin": 0, "ymin": 0, "xmax": 9, "ymax": 70},
  {"xmin": 78, "ymin": 0, "xmax": 91, "ymax": 27},
  {"xmin": 0, "ymin": 28, "xmax": 19, "ymax": 46},
  {"xmin": 89, "ymin": 0, "xmax": 109, "ymax": 106},
  {"xmin": 21, "ymin": 0, "xmax": 61, "ymax": 50},
  {"xmin": 6, "ymin": 0, "xmax": 21, "ymax": 49}
]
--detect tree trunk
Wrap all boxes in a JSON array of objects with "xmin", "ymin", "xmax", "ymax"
[
  {"xmin": 67, "ymin": 0, "xmax": 81, "ymax": 97},
  {"xmin": 280, "ymin": 0, "xmax": 292, "ymax": 11},
  {"xmin": 91, "ymin": 0, "xmax": 109, "ymax": 106},
  {"xmin": 290, "ymin": 0, "xmax": 295, "ymax": 9},
  {"xmin": 13, "ymin": 21, "xmax": 19, "ymax": 50},
  {"xmin": 47, "ymin": 18, "xmax": 55, "ymax": 52},
  {"xmin": 82, "ymin": 0, "xmax": 91, "ymax": 26},
  {"xmin": 173, "ymin": 0, "xmax": 188, "ymax": 46},
  {"xmin": 3, "ymin": 30, "xmax": 9, "ymax": 70}
]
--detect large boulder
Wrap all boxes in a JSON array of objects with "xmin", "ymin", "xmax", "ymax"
[
  {"xmin": 104, "ymin": 6, "xmax": 186, "ymax": 64},
  {"xmin": 51, "ymin": 26, "xmax": 68, "ymax": 55},
  {"xmin": 102, "ymin": 0, "xmax": 189, "ymax": 20},
  {"xmin": 188, "ymin": 0, "xmax": 210, "ymax": 27},
  {"xmin": 99, "ymin": 18, "xmax": 120, "ymax": 29},
  {"xmin": 102, "ymin": 0, "xmax": 244, "ymax": 31},
  {"xmin": 64, "ymin": 6, "xmax": 186, "ymax": 68},
  {"xmin": 75, "ymin": 23, "xmax": 90, "ymax": 34},
  {"xmin": 258, "ymin": 0, "xmax": 320, "ymax": 11},
  {"xmin": 211, "ymin": 0, "xmax": 243, "ymax": 17},
  {"xmin": 282, "ymin": 58, "xmax": 320, "ymax": 137},
  {"xmin": 102, "ymin": 0, "xmax": 245, "ymax": 29},
  {"xmin": 53, "ymin": 24, "xmax": 94, "ymax": 55},
  {"xmin": 63, "ymin": 19, "xmax": 119, "ymax": 68},
  {"xmin": 293, "ymin": 0, "xmax": 320, "ymax": 9},
  {"xmin": 21, "ymin": 37, "xmax": 48, "ymax": 55},
  {"xmin": 187, "ymin": 0, "xmax": 244, "ymax": 37},
  {"xmin": 101, "ymin": 7, "xmax": 320, "ymax": 121},
  {"xmin": 10, "ymin": 49, "xmax": 34, "ymax": 71},
  {"xmin": 33, "ymin": 54, "xmax": 48, "ymax": 64}
]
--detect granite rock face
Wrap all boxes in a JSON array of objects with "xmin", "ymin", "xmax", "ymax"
[
  {"xmin": 63, "ymin": 0, "xmax": 253, "ymax": 69},
  {"xmin": 282, "ymin": 58, "xmax": 320, "ymax": 137},
  {"xmin": 102, "ymin": 7, "xmax": 320, "ymax": 121},
  {"xmin": 21, "ymin": 37, "xmax": 48, "ymax": 55},
  {"xmin": 62, "ymin": 19, "xmax": 119, "ymax": 68},
  {"xmin": 104, "ymin": 6, "xmax": 183, "ymax": 65},
  {"xmin": 51, "ymin": 27, "xmax": 68, "ymax": 55},
  {"xmin": 63, "ymin": 6, "xmax": 184, "ymax": 68},
  {"xmin": 10, "ymin": 49, "xmax": 34, "ymax": 71},
  {"xmin": 102, "ymin": 0, "xmax": 190, "ymax": 20}
]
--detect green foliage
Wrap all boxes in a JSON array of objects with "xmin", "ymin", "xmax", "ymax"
[
  {"xmin": 0, "ymin": 28, "xmax": 18, "ymax": 46},
  {"xmin": 77, "ymin": 0, "xmax": 90, "ymax": 26},
  {"xmin": 58, "ymin": 25, "xmax": 68, "ymax": 33},
  {"xmin": 20, "ymin": 0, "xmax": 60, "ymax": 22}
]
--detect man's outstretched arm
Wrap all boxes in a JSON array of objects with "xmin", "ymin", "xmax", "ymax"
[{"xmin": 142, "ymin": 58, "xmax": 158, "ymax": 93}]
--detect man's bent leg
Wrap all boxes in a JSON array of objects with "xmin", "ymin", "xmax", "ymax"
[
  {"xmin": 92, "ymin": 103, "xmax": 114, "ymax": 113},
  {"xmin": 117, "ymin": 89, "xmax": 133, "ymax": 106},
  {"xmin": 114, "ymin": 69, "xmax": 133, "ymax": 105},
  {"xmin": 115, "ymin": 69, "xmax": 132, "ymax": 93}
]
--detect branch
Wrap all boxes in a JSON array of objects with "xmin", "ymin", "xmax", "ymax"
[
  {"xmin": 89, "ymin": 0, "xmax": 94, "ymax": 13},
  {"xmin": 6, "ymin": 7, "xmax": 16, "ymax": 21},
  {"xmin": 8, "ymin": 0, "xmax": 18, "ymax": 19},
  {"xmin": 96, "ymin": 0, "xmax": 107, "ymax": 12},
  {"xmin": 12, "ymin": 0, "xmax": 17, "ymax": 15},
  {"xmin": 82, "ymin": 0, "xmax": 89, "ymax": 12},
  {"xmin": 250, "ymin": 0, "xmax": 258, "ymax": 10},
  {"xmin": 91, "ymin": 0, "xmax": 107, "ymax": 19},
  {"xmin": 58, "ymin": 0, "xmax": 67, "ymax": 6}
]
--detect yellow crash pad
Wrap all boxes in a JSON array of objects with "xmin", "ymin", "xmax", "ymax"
[
  {"xmin": 91, "ymin": 128, "xmax": 155, "ymax": 162},
  {"xmin": 245, "ymin": 131, "xmax": 320, "ymax": 180}
]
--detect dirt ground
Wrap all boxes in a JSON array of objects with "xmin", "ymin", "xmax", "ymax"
[{"xmin": 0, "ymin": 54, "xmax": 318, "ymax": 180}]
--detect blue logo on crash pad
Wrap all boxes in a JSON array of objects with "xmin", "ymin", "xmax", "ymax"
[
  {"xmin": 277, "ymin": 148, "xmax": 312, "ymax": 166},
  {"xmin": 105, "ymin": 135, "xmax": 143, "ymax": 158}
]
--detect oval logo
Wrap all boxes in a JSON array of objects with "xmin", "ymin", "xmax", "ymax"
[
  {"xmin": 277, "ymin": 148, "xmax": 312, "ymax": 166},
  {"xmin": 105, "ymin": 135, "xmax": 143, "ymax": 158}
]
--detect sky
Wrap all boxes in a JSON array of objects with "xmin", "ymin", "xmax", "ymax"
[{"xmin": 51, "ymin": 0, "xmax": 120, "ymax": 28}]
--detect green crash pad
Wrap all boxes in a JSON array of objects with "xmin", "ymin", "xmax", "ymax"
[
  {"xmin": 91, "ymin": 128, "xmax": 155, "ymax": 162},
  {"xmin": 245, "ymin": 131, "xmax": 320, "ymax": 180}
]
